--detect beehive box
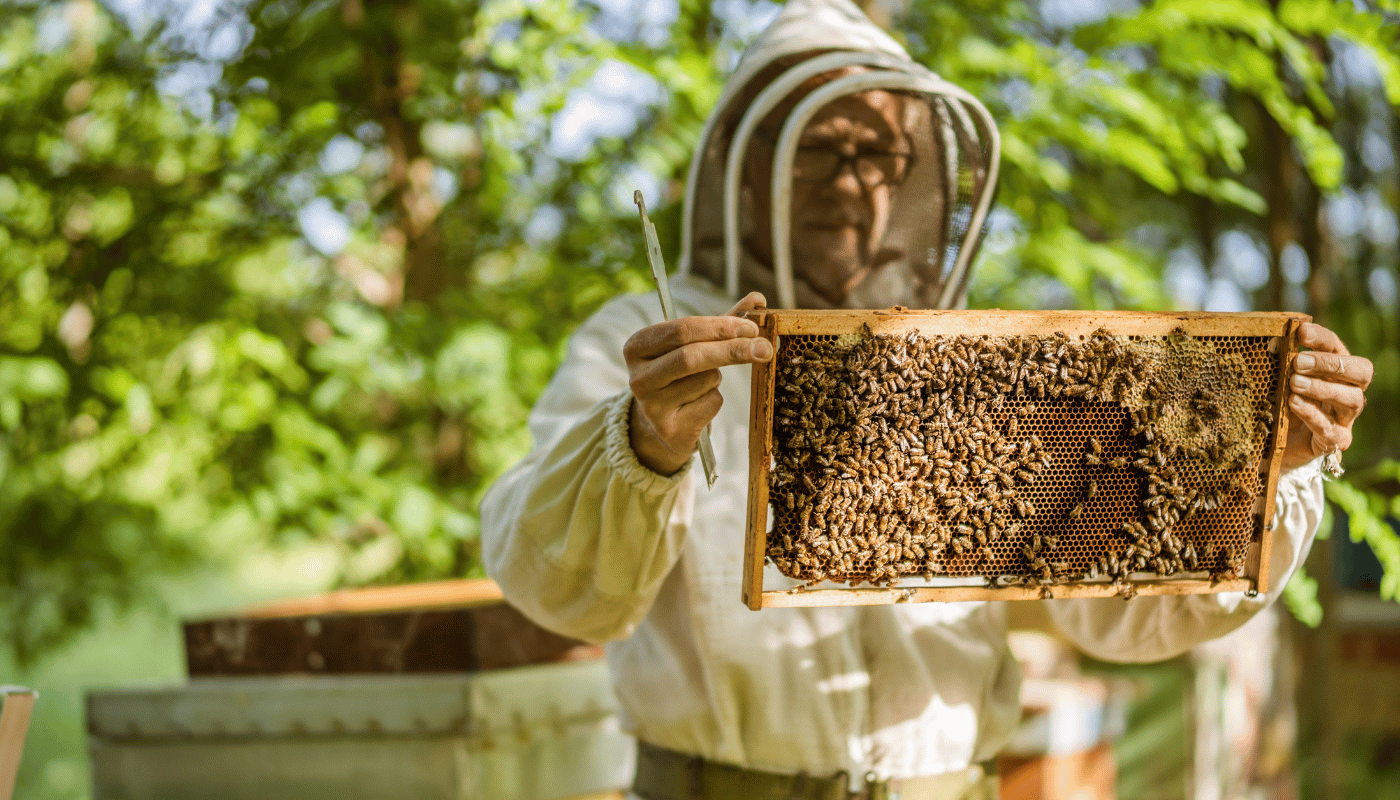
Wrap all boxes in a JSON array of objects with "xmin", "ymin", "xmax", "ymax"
[
  {"xmin": 182, "ymin": 579, "xmax": 599, "ymax": 677},
  {"xmin": 87, "ymin": 662, "xmax": 633, "ymax": 800},
  {"xmin": 743, "ymin": 309, "xmax": 1307, "ymax": 609},
  {"xmin": 89, "ymin": 580, "xmax": 629, "ymax": 800}
]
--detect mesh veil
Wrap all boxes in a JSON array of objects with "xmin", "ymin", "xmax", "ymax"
[
  {"xmin": 760, "ymin": 67, "xmax": 1000, "ymax": 310},
  {"xmin": 678, "ymin": 0, "xmax": 1000, "ymax": 311}
]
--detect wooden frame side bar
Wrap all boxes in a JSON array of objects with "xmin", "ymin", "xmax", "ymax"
[
  {"xmin": 1255, "ymin": 317, "xmax": 1303, "ymax": 594},
  {"xmin": 743, "ymin": 313, "xmax": 780, "ymax": 610},
  {"xmin": 760, "ymin": 578, "xmax": 1253, "ymax": 607}
]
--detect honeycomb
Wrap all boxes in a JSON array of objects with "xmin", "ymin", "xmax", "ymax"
[{"xmin": 765, "ymin": 327, "xmax": 1282, "ymax": 596}]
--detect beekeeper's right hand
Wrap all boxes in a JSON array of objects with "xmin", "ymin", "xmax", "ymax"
[{"xmin": 624, "ymin": 292, "xmax": 770, "ymax": 475}]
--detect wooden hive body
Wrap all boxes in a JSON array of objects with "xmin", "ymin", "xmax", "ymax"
[{"xmin": 744, "ymin": 309, "xmax": 1307, "ymax": 609}]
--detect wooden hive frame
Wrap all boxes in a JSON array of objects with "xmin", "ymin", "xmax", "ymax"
[{"xmin": 743, "ymin": 308, "xmax": 1307, "ymax": 610}]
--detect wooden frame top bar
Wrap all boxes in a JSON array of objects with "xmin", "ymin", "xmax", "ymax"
[{"xmin": 747, "ymin": 308, "xmax": 1299, "ymax": 338}]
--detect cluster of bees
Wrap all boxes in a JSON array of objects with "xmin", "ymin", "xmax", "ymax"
[
  {"xmin": 1074, "ymin": 427, "xmax": 1250, "ymax": 593},
  {"xmin": 767, "ymin": 326, "xmax": 1264, "ymax": 596}
]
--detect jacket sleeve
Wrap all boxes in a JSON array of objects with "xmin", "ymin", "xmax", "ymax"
[
  {"xmin": 479, "ymin": 295, "xmax": 695, "ymax": 645},
  {"xmin": 1046, "ymin": 459, "xmax": 1325, "ymax": 663}
]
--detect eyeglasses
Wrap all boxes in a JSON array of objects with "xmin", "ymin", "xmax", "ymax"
[{"xmin": 792, "ymin": 147, "xmax": 914, "ymax": 189}]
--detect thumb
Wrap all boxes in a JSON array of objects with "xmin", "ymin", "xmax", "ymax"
[{"xmin": 728, "ymin": 291, "xmax": 767, "ymax": 317}]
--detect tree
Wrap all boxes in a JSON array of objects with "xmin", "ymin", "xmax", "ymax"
[
  {"xmin": 2, "ymin": 0, "xmax": 1396, "ymax": 669},
  {"xmin": 0, "ymin": 0, "xmax": 719, "ymax": 664}
]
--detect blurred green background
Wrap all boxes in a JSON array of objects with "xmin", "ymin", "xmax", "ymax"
[{"xmin": 1, "ymin": 0, "xmax": 1397, "ymax": 797}]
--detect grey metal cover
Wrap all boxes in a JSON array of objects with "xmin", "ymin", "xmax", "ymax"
[{"xmin": 87, "ymin": 661, "xmax": 633, "ymax": 800}]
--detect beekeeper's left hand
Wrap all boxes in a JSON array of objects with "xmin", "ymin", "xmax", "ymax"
[{"xmin": 1283, "ymin": 322, "xmax": 1372, "ymax": 472}]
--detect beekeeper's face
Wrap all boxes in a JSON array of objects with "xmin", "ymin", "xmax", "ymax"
[{"xmin": 746, "ymin": 89, "xmax": 911, "ymax": 306}]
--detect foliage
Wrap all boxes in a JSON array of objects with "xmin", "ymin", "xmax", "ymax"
[
  {"xmin": 1, "ymin": 0, "xmax": 1397, "ymax": 668},
  {"xmin": 0, "ymin": 0, "xmax": 717, "ymax": 666}
]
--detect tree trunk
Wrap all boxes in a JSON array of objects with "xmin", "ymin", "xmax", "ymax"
[
  {"xmin": 355, "ymin": 0, "xmax": 453, "ymax": 306},
  {"xmin": 347, "ymin": 0, "xmax": 468, "ymax": 483},
  {"xmin": 1262, "ymin": 110, "xmax": 1296, "ymax": 313}
]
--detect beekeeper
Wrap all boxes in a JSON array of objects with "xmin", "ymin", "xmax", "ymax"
[{"xmin": 481, "ymin": 1, "xmax": 1373, "ymax": 798}]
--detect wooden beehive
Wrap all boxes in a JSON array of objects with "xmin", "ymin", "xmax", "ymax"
[
  {"xmin": 744, "ymin": 308, "xmax": 1307, "ymax": 609},
  {"xmin": 183, "ymin": 579, "xmax": 600, "ymax": 676}
]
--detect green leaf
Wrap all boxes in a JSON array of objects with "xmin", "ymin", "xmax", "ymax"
[
  {"xmin": 1103, "ymin": 129, "xmax": 1180, "ymax": 193},
  {"xmin": 1327, "ymin": 480, "xmax": 1400, "ymax": 602},
  {"xmin": 290, "ymin": 100, "xmax": 338, "ymax": 135},
  {"xmin": 0, "ymin": 357, "xmax": 69, "ymax": 400},
  {"xmin": 1208, "ymin": 178, "xmax": 1268, "ymax": 215},
  {"xmin": 237, "ymin": 329, "xmax": 309, "ymax": 391},
  {"xmin": 1283, "ymin": 565, "xmax": 1323, "ymax": 627}
]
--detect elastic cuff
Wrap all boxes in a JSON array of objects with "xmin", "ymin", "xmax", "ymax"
[
  {"xmin": 1281, "ymin": 455, "xmax": 1324, "ymax": 485},
  {"xmin": 604, "ymin": 392, "xmax": 693, "ymax": 494}
]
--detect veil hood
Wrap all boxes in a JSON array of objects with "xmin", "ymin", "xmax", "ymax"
[{"xmin": 676, "ymin": 0, "xmax": 999, "ymax": 310}]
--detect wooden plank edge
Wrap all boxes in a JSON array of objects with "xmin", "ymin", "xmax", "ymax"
[
  {"xmin": 1256, "ymin": 316, "xmax": 1305, "ymax": 594},
  {"xmin": 0, "ymin": 687, "xmax": 37, "ymax": 800},
  {"xmin": 749, "ymin": 308, "xmax": 1302, "ymax": 339},
  {"xmin": 193, "ymin": 578, "xmax": 506, "ymax": 621},
  {"xmin": 760, "ymin": 578, "xmax": 1254, "ymax": 607},
  {"xmin": 742, "ymin": 314, "xmax": 779, "ymax": 611}
]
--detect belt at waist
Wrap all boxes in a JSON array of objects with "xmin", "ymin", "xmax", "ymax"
[{"xmin": 632, "ymin": 740, "xmax": 998, "ymax": 800}]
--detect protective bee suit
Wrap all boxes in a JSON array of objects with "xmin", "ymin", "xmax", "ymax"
[{"xmin": 480, "ymin": 0, "xmax": 1324, "ymax": 795}]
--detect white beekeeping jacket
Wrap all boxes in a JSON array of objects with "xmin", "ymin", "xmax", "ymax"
[{"xmin": 481, "ymin": 0, "xmax": 1325, "ymax": 785}]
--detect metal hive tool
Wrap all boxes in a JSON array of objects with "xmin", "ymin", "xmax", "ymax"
[{"xmin": 742, "ymin": 309, "xmax": 1307, "ymax": 609}]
